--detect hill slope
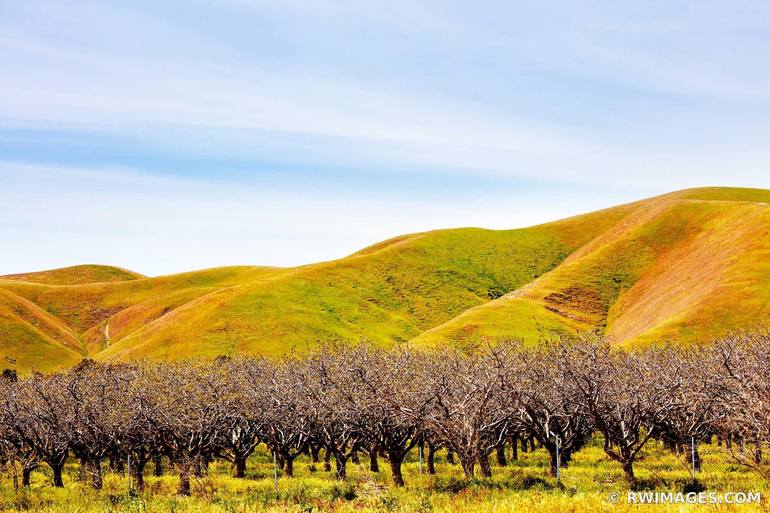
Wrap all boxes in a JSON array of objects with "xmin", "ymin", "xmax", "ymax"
[
  {"xmin": 97, "ymin": 215, "xmax": 622, "ymax": 361},
  {"xmin": 0, "ymin": 264, "xmax": 145, "ymax": 285},
  {"xmin": 0, "ymin": 289, "xmax": 83, "ymax": 372},
  {"xmin": 1, "ymin": 187, "xmax": 769, "ymax": 370},
  {"xmin": 413, "ymin": 188, "xmax": 770, "ymax": 348}
]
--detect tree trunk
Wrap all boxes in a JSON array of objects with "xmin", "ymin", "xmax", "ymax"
[
  {"xmin": 388, "ymin": 455, "xmax": 405, "ymax": 487},
  {"xmin": 351, "ymin": 449, "xmax": 360, "ymax": 465},
  {"xmin": 323, "ymin": 450, "xmax": 332, "ymax": 472},
  {"xmin": 529, "ymin": 438, "xmax": 536, "ymax": 452},
  {"xmin": 79, "ymin": 458, "xmax": 89, "ymax": 482},
  {"xmin": 479, "ymin": 453, "xmax": 492, "ymax": 478},
  {"xmin": 132, "ymin": 460, "xmax": 146, "ymax": 490},
  {"xmin": 309, "ymin": 446, "xmax": 320, "ymax": 472},
  {"xmin": 194, "ymin": 457, "xmax": 209, "ymax": 477},
  {"xmin": 693, "ymin": 444, "xmax": 702, "ymax": 472},
  {"xmin": 22, "ymin": 468, "xmax": 31, "ymax": 487},
  {"xmin": 177, "ymin": 463, "xmax": 191, "ymax": 495},
  {"xmin": 50, "ymin": 463, "xmax": 64, "ymax": 487},
  {"xmin": 283, "ymin": 455, "xmax": 295, "ymax": 477},
  {"xmin": 427, "ymin": 445, "xmax": 437, "ymax": 475},
  {"xmin": 496, "ymin": 445, "xmax": 507, "ymax": 466},
  {"xmin": 153, "ymin": 453, "xmax": 163, "ymax": 476},
  {"xmin": 369, "ymin": 449, "xmax": 380, "ymax": 472},
  {"xmin": 754, "ymin": 445, "xmax": 763, "ymax": 464},
  {"xmin": 91, "ymin": 460, "xmax": 103, "ymax": 489},
  {"xmin": 334, "ymin": 453, "xmax": 348, "ymax": 480},
  {"xmin": 622, "ymin": 460, "xmax": 637, "ymax": 488},
  {"xmin": 547, "ymin": 446, "xmax": 560, "ymax": 476},
  {"xmin": 459, "ymin": 453, "xmax": 475, "ymax": 478},
  {"xmin": 521, "ymin": 437, "xmax": 528, "ymax": 453},
  {"xmin": 446, "ymin": 450, "xmax": 455, "ymax": 464},
  {"xmin": 109, "ymin": 454, "xmax": 124, "ymax": 473},
  {"xmin": 234, "ymin": 455, "xmax": 247, "ymax": 478},
  {"xmin": 511, "ymin": 437, "xmax": 518, "ymax": 461}
]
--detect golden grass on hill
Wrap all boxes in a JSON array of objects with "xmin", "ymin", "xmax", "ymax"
[
  {"xmin": 412, "ymin": 187, "xmax": 770, "ymax": 348},
  {"xmin": 1, "ymin": 187, "xmax": 770, "ymax": 371},
  {"xmin": 0, "ymin": 289, "xmax": 82, "ymax": 372},
  {"xmin": 0, "ymin": 264, "xmax": 145, "ymax": 286}
]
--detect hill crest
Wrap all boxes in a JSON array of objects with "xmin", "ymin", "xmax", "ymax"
[{"xmin": 0, "ymin": 264, "xmax": 145, "ymax": 286}]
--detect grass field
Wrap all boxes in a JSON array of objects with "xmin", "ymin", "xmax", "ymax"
[{"xmin": 2, "ymin": 438, "xmax": 767, "ymax": 512}]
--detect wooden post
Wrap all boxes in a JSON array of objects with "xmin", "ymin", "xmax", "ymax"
[{"xmin": 273, "ymin": 451, "xmax": 279, "ymax": 499}]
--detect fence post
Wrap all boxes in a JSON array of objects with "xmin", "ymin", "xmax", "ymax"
[
  {"xmin": 691, "ymin": 436, "xmax": 697, "ymax": 480},
  {"xmin": 273, "ymin": 451, "xmax": 279, "ymax": 499},
  {"xmin": 418, "ymin": 443, "xmax": 423, "ymax": 475}
]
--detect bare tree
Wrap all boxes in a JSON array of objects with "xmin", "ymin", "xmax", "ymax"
[
  {"xmin": 292, "ymin": 348, "xmax": 364, "ymax": 480},
  {"xmin": 7, "ymin": 373, "xmax": 73, "ymax": 487},
  {"xmin": 415, "ymin": 345, "xmax": 514, "ymax": 478},
  {"xmin": 212, "ymin": 357, "xmax": 267, "ymax": 478},
  {"xmin": 344, "ymin": 346, "xmax": 429, "ymax": 486},
  {"xmin": 560, "ymin": 339, "xmax": 676, "ymax": 487},
  {"xmin": 516, "ymin": 345, "xmax": 593, "ymax": 476},
  {"xmin": 146, "ymin": 361, "xmax": 237, "ymax": 495},
  {"xmin": 710, "ymin": 335, "xmax": 770, "ymax": 477}
]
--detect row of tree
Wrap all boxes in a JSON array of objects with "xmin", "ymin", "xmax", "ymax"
[{"xmin": 0, "ymin": 334, "xmax": 768, "ymax": 494}]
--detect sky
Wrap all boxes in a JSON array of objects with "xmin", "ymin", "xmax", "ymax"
[{"xmin": 2, "ymin": 1, "xmax": 770, "ymax": 276}]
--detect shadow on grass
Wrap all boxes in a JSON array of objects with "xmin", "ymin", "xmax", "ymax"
[{"xmin": 430, "ymin": 474, "xmax": 558, "ymax": 494}]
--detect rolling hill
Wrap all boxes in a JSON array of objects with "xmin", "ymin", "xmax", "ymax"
[
  {"xmin": 413, "ymin": 188, "xmax": 770, "ymax": 348},
  {"xmin": 0, "ymin": 264, "xmax": 145, "ymax": 285},
  {"xmin": 1, "ymin": 187, "xmax": 769, "ymax": 372}
]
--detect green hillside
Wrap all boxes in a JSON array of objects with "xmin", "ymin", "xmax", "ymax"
[
  {"xmin": 413, "ymin": 188, "xmax": 770, "ymax": 348},
  {"xmin": 97, "ymin": 215, "xmax": 623, "ymax": 361},
  {"xmin": 1, "ymin": 187, "xmax": 769, "ymax": 371}
]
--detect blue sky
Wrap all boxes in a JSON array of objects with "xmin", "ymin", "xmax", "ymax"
[{"xmin": 2, "ymin": 1, "xmax": 770, "ymax": 275}]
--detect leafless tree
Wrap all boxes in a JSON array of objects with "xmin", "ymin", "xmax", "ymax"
[
  {"xmin": 515, "ymin": 344, "xmax": 593, "ymax": 476},
  {"xmin": 559, "ymin": 340, "xmax": 676, "ymax": 487},
  {"xmin": 414, "ymin": 345, "xmax": 514, "ymax": 478},
  {"xmin": 709, "ymin": 335, "xmax": 770, "ymax": 477},
  {"xmin": 344, "ymin": 346, "xmax": 429, "ymax": 486},
  {"xmin": 292, "ymin": 348, "xmax": 363, "ymax": 480},
  {"xmin": 212, "ymin": 357, "xmax": 267, "ymax": 478},
  {"xmin": 145, "ymin": 361, "xmax": 238, "ymax": 495}
]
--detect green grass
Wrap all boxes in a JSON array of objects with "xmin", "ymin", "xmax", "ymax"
[{"xmin": 2, "ymin": 438, "xmax": 767, "ymax": 512}]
